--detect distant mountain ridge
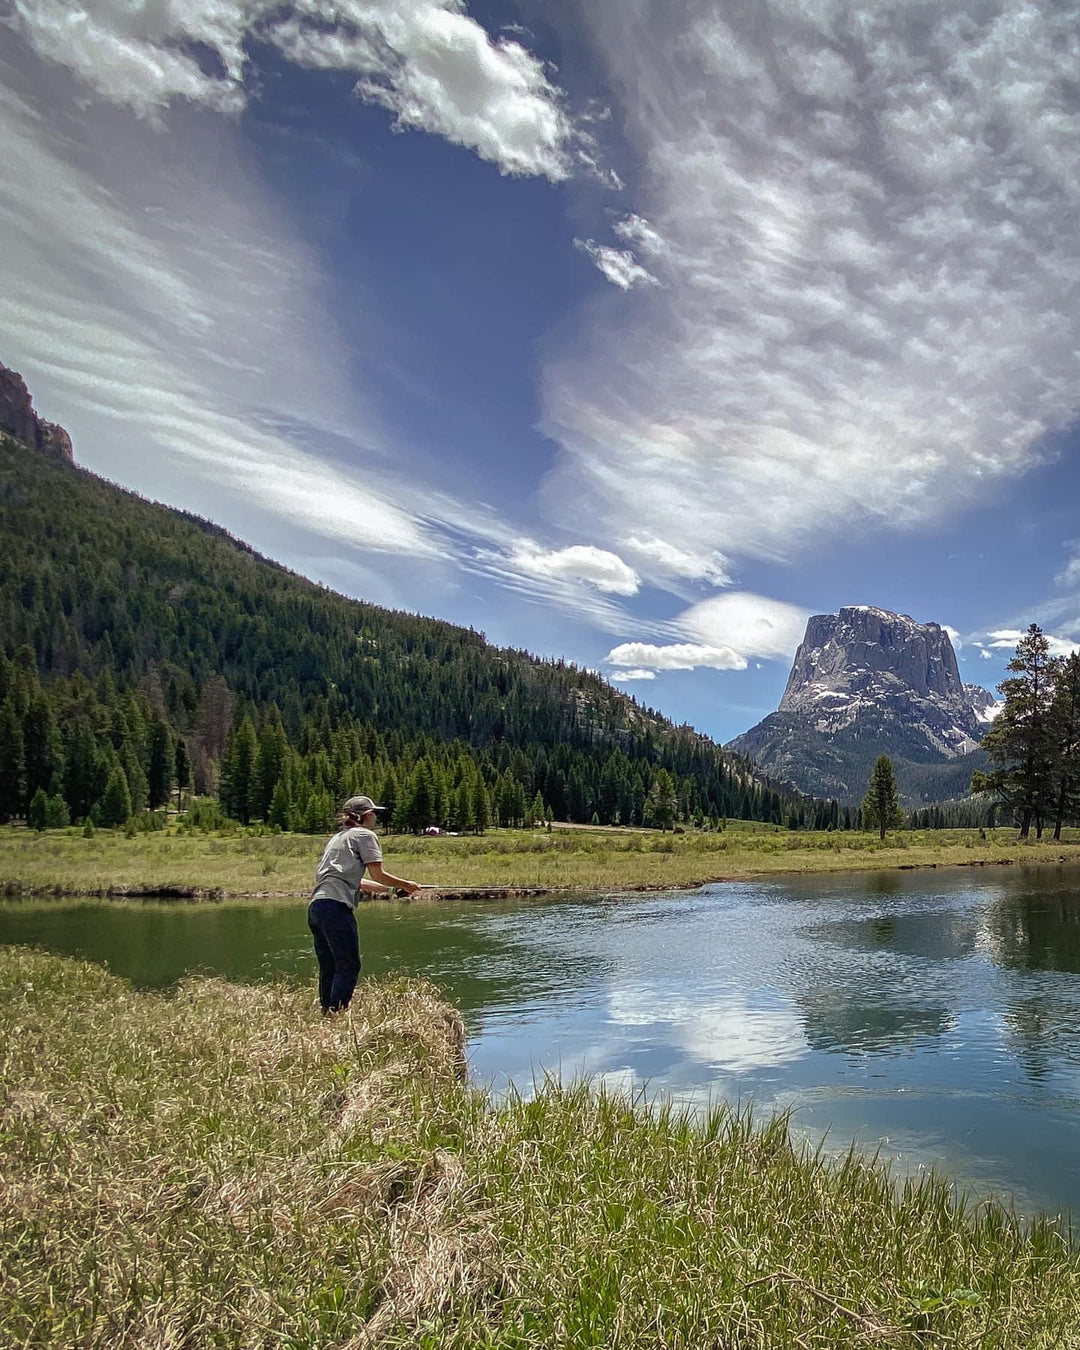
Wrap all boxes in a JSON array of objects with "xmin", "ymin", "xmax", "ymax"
[{"xmin": 728, "ymin": 606, "xmax": 998, "ymax": 804}]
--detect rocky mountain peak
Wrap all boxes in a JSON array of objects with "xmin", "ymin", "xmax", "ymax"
[
  {"xmin": 728, "ymin": 605, "xmax": 998, "ymax": 803},
  {"xmin": 780, "ymin": 606, "xmax": 965, "ymax": 712},
  {"xmin": 0, "ymin": 362, "xmax": 73, "ymax": 463}
]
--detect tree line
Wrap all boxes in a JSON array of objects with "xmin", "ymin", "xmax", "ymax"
[{"xmin": 0, "ymin": 434, "xmax": 824, "ymax": 833}]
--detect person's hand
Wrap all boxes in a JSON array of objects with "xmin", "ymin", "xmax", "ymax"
[{"xmin": 399, "ymin": 880, "xmax": 421, "ymax": 896}]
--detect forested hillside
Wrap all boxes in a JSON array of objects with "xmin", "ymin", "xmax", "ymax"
[{"xmin": 0, "ymin": 429, "xmax": 817, "ymax": 832}]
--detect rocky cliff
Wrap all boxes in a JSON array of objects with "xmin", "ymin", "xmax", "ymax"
[
  {"xmin": 0, "ymin": 363, "xmax": 73, "ymax": 462},
  {"xmin": 728, "ymin": 606, "xmax": 999, "ymax": 803}
]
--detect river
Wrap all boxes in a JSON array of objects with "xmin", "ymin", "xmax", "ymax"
[{"xmin": 4, "ymin": 864, "xmax": 1080, "ymax": 1215}]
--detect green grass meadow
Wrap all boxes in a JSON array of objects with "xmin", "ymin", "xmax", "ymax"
[
  {"xmin": 3, "ymin": 821, "xmax": 1080, "ymax": 897},
  {"xmin": 3, "ymin": 946, "xmax": 1080, "ymax": 1347}
]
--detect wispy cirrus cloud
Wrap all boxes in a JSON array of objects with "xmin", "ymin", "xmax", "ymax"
[
  {"xmin": 542, "ymin": 0, "xmax": 1080, "ymax": 581},
  {"xmin": 10, "ymin": 0, "xmax": 586, "ymax": 180},
  {"xmin": 574, "ymin": 238, "xmax": 659, "ymax": 290}
]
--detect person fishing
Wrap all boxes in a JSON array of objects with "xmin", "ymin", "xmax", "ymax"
[{"xmin": 308, "ymin": 795, "xmax": 420, "ymax": 1014}]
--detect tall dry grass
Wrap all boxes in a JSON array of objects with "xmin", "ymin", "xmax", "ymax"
[{"xmin": 4, "ymin": 948, "xmax": 1080, "ymax": 1345}]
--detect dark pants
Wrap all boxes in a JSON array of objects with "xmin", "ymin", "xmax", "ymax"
[{"xmin": 307, "ymin": 896, "xmax": 361, "ymax": 1013}]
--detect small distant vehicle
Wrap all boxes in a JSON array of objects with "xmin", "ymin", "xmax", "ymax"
[{"xmin": 423, "ymin": 826, "xmax": 441, "ymax": 836}]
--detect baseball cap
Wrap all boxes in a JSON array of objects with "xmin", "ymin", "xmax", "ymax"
[{"xmin": 342, "ymin": 795, "xmax": 385, "ymax": 814}]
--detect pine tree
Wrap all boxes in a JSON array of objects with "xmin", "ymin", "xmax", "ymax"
[
  {"xmin": 221, "ymin": 715, "xmax": 257, "ymax": 823},
  {"xmin": 379, "ymin": 764, "xmax": 399, "ymax": 831},
  {"xmin": 63, "ymin": 721, "xmax": 100, "ymax": 823},
  {"xmin": 974, "ymin": 625, "xmax": 1057, "ymax": 837},
  {"xmin": 44, "ymin": 794, "xmax": 70, "ymax": 828},
  {"xmin": 861, "ymin": 755, "xmax": 904, "ymax": 841},
  {"xmin": 1048, "ymin": 652, "xmax": 1080, "ymax": 841},
  {"xmin": 100, "ymin": 764, "xmax": 133, "ymax": 827},
  {"xmin": 28, "ymin": 787, "xmax": 48, "ymax": 830},
  {"xmin": 403, "ymin": 760, "xmax": 437, "ymax": 833},
  {"xmin": 470, "ymin": 776, "xmax": 490, "ymax": 834},
  {"xmin": 646, "ymin": 768, "xmax": 678, "ymax": 832},
  {"xmin": 175, "ymin": 738, "xmax": 191, "ymax": 812},
  {"xmin": 251, "ymin": 713, "xmax": 288, "ymax": 820},
  {"xmin": 147, "ymin": 717, "xmax": 173, "ymax": 810},
  {"xmin": 23, "ymin": 693, "xmax": 62, "ymax": 809},
  {"xmin": 267, "ymin": 778, "xmax": 294, "ymax": 831},
  {"xmin": 453, "ymin": 783, "xmax": 475, "ymax": 831},
  {"xmin": 0, "ymin": 699, "xmax": 24, "ymax": 823}
]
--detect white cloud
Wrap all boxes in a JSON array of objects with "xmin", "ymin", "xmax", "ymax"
[
  {"xmin": 606, "ymin": 642, "xmax": 747, "ymax": 672},
  {"xmin": 678, "ymin": 593, "xmax": 811, "ymax": 662},
  {"xmin": 608, "ymin": 987, "xmax": 807, "ymax": 1073},
  {"xmin": 625, "ymin": 535, "xmax": 731, "ymax": 586},
  {"xmin": 987, "ymin": 629, "xmax": 1080, "ymax": 658},
  {"xmin": 541, "ymin": 0, "xmax": 1080, "ymax": 567},
  {"xmin": 943, "ymin": 625, "xmax": 962, "ymax": 650},
  {"xmin": 502, "ymin": 541, "xmax": 640, "ymax": 595},
  {"xmin": 574, "ymin": 239, "xmax": 659, "ymax": 290},
  {"xmin": 1057, "ymin": 554, "xmax": 1080, "ymax": 590},
  {"xmin": 10, "ymin": 0, "xmax": 581, "ymax": 180},
  {"xmin": 0, "ymin": 60, "xmax": 568, "ymax": 622},
  {"xmin": 608, "ymin": 668, "xmax": 657, "ymax": 681},
  {"xmin": 980, "ymin": 648, "xmax": 994, "ymax": 660},
  {"xmin": 613, "ymin": 213, "xmax": 670, "ymax": 257}
]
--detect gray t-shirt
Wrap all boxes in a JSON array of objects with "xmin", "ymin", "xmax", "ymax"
[{"xmin": 311, "ymin": 827, "xmax": 383, "ymax": 910}]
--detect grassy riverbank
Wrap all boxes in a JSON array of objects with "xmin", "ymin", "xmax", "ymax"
[
  {"xmin": 2, "ymin": 821, "xmax": 1080, "ymax": 897},
  {"xmin": 3, "ymin": 947, "xmax": 1080, "ymax": 1347}
]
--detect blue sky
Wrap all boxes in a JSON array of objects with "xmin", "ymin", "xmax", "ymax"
[{"xmin": 3, "ymin": 0, "xmax": 1080, "ymax": 745}]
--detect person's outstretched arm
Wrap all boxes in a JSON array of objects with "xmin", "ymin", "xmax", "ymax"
[{"xmin": 366, "ymin": 861, "xmax": 420, "ymax": 895}]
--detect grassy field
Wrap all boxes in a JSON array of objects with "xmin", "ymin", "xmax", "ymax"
[
  {"xmin": 2, "ymin": 821, "xmax": 1080, "ymax": 897},
  {"xmin": 3, "ymin": 945, "xmax": 1080, "ymax": 1348}
]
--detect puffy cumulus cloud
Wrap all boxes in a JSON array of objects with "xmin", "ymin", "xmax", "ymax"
[
  {"xmin": 507, "ymin": 541, "xmax": 641, "ymax": 594},
  {"xmin": 679, "ymin": 593, "xmax": 811, "ymax": 662},
  {"xmin": 10, "ymin": 0, "xmax": 580, "ymax": 179},
  {"xmin": 574, "ymin": 239, "xmax": 659, "ymax": 290},
  {"xmin": 987, "ymin": 629, "xmax": 1080, "ymax": 658},
  {"xmin": 943, "ymin": 625, "xmax": 963, "ymax": 650},
  {"xmin": 541, "ymin": 0, "xmax": 1080, "ymax": 566},
  {"xmin": 606, "ymin": 642, "xmax": 746, "ymax": 672},
  {"xmin": 608, "ymin": 667, "xmax": 657, "ymax": 681}
]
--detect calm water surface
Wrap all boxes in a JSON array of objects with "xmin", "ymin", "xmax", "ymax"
[{"xmin": 5, "ymin": 866, "xmax": 1080, "ymax": 1215}]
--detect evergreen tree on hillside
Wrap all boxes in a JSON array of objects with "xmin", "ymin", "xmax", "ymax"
[
  {"xmin": 646, "ymin": 769, "xmax": 678, "ymax": 832},
  {"xmin": 174, "ymin": 737, "xmax": 190, "ymax": 811},
  {"xmin": 147, "ymin": 717, "xmax": 173, "ymax": 810},
  {"xmin": 861, "ymin": 755, "xmax": 904, "ymax": 840},
  {"xmin": 0, "ymin": 429, "xmax": 825, "ymax": 833},
  {"xmin": 1048, "ymin": 652, "xmax": 1080, "ymax": 842},
  {"xmin": 251, "ymin": 712, "xmax": 288, "ymax": 821},
  {"xmin": 0, "ymin": 699, "xmax": 24, "ymax": 823},
  {"xmin": 974, "ymin": 625, "xmax": 1057, "ymax": 837},
  {"xmin": 100, "ymin": 764, "xmax": 133, "ymax": 828},
  {"xmin": 220, "ymin": 716, "xmax": 257, "ymax": 824}
]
